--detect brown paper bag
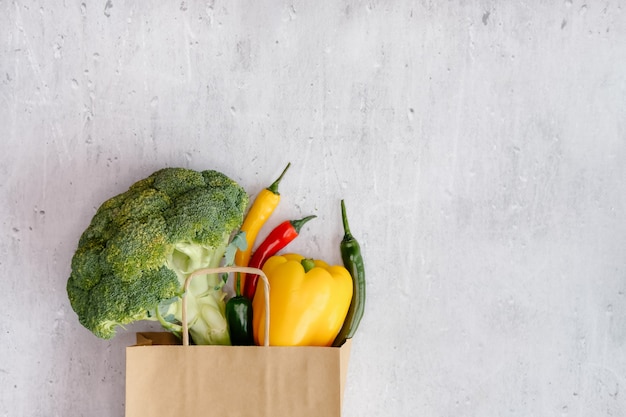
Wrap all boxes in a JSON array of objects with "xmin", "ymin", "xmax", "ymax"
[
  {"xmin": 125, "ymin": 266, "xmax": 353, "ymax": 417},
  {"xmin": 126, "ymin": 334, "xmax": 351, "ymax": 417}
]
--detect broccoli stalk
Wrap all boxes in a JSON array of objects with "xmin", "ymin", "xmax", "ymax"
[
  {"xmin": 159, "ymin": 241, "xmax": 233, "ymax": 345},
  {"xmin": 66, "ymin": 168, "xmax": 249, "ymax": 345}
]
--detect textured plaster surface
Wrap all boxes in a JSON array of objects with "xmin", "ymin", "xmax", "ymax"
[{"xmin": 2, "ymin": 1, "xmax": 626, "ymax": 416}]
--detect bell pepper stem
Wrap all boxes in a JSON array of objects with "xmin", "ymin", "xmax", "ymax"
[{"xmin": 301, "ymin": 258, "xmax": 316, "ymax": 273}]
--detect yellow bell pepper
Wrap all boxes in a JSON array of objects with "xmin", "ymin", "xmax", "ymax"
[{"xmin": 252, "ymin": 253, "xmax": 353, "ymax": 346}]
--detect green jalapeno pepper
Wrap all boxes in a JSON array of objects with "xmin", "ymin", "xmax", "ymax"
[
  {"xmin": 226, "ymin": 275, "xmax": 254, "ymax": 345},
  {"xmin": 332, "ymin": 200, "xmax": 366, "ymax": 347}
]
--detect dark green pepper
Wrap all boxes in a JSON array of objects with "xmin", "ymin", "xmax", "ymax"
[
  {"xmin": 332, "ymin": 200, "xmax": 366, "ymax": 347},
  {"xmin": 226, "ymin": 275, "xmax": 254, "ymax": 346}
]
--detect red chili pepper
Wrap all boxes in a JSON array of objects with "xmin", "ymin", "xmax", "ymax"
[{"xmin": 243, "ymin": 215, "xmax": 316, "ymax": 300}]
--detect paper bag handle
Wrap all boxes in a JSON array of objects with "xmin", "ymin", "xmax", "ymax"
[{"xmin": 181, "ymin": 266, "xmax": 271, "ymax": 347}]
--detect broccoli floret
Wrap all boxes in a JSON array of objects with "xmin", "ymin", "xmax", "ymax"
[{"xmin": 66, "ymin": 167, "xmax": 249, "ymax": 345}]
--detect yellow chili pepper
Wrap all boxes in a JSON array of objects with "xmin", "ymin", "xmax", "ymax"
[
  {"xmin": 235, "ymin": 163, "xmax": 290, "ymax": 294},
  {"xmin": 252, "ymin": 253, "xmax": 353, "ymax": 346}
]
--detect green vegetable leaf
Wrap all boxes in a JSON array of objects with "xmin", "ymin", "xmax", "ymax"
[{"xmin": 223, "ymin": 231, "xmax": 247, "ymax": 267}]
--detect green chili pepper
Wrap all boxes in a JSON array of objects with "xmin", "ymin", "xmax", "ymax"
[
  {"xmin": 226, "ymin": 275, "xmax": 254, "ymax": 346},
  {"xmin": 332, "ymin": 200, "xmax": 366, "ymax": 347}
]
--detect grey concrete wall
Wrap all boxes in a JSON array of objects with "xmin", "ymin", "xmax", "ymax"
[{"xmin": 2, "ymin": 1, "xmax": 626, "ymax": 416}]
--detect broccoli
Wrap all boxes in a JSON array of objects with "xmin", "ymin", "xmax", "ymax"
[{"xmin": 66, "ymin": 167, "xmax": 249, "ymax": 345}]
